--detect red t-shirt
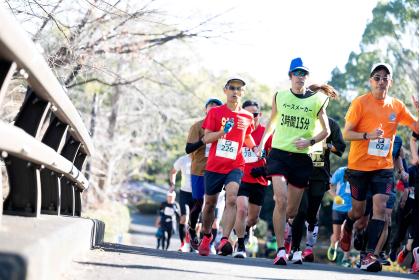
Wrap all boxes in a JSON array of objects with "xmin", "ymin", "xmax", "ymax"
[
  {"xmin": 202, "ymin": 104, "xmax": 254, "ymax": 174},
  {"xmin": 241, "ymin": 124, "xmax": 272, "ymax": 186}
]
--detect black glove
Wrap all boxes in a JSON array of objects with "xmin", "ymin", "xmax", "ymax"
[{"xmin": 250, "ymin": 166, "xmax": 267, "ymax": 178}]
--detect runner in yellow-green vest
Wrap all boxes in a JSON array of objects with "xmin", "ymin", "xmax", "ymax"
[{"xmin": 258, "ymin": 57, "xmax": 338, "ymax": 266}]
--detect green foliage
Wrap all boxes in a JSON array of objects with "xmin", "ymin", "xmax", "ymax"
[{"xmin": 136, "ymin": 199, "xmax": 161, "ymax": 214}]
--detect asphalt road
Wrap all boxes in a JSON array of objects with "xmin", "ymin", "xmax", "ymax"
[{"xmin": 61, "ymin": 212, "xmax": 417, "ymax": 280}]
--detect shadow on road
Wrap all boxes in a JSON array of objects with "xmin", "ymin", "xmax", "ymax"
[
  {"xmin": 90, "ymin": 242, "xmax": 416, "ymax": 279},
  {"xmin": 75, "ymin": 261, "xmax": 284, "ymax": 280}
]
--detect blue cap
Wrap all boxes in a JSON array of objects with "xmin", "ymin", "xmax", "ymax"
[
  {"xmin": 289, "ymin": 57, "xmax": 309, "ymax": 74},
  {"xmin": 205, "ymin": 97, "xmax": 223, "ymax": 107}
]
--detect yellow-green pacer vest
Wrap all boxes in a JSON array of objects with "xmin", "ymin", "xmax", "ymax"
[{"xmin": 272, "ymin": 89, "xmax": 329, "ymax": 154}]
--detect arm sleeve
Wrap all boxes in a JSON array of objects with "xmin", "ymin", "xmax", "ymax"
[{"xmin": 185, "ymin": 140, "xmax": 204, "ymax": 154}]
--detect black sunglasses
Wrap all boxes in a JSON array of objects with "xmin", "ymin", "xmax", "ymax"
[
  {"xmin": 252, "ymin": 112, "xmax": 260, "ymax": 118},
  {"xmin": 226, "ymin": 85, "xmax": 243, "ymax": 91}
]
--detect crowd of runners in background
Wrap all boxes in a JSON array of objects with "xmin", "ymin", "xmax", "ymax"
[{"xmin": 154, "ymin": 57, "xmax": 419, "ymax": 274}]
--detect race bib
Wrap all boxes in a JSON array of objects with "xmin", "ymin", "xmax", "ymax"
[
  {"xmin": 242, "ymin": 147, "xmax": 258, "ymax": 163},
  {"xmin": 216, "ymin": 139, "xmax": 239, "ymax": 160},
  {"xmin": 164, "ymin": 206, "xmax": 175, "ymax": 216},
  {"xmin": 310, "ymin": 152, "xmax": 324, "ymax": 167},
  {"xmin": 367, "ymin": 138, "xmax": 391, "ymax": 157},
  {"xmin": 205, "ymin": 143, "xmax": 211, "ymax": 157}
]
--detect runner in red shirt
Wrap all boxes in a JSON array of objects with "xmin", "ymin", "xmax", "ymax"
[
  {"xmin": 233, "ymin": 100, "xmax": 272, "ymax": 258},
  {"xmin": 197, "ymin": 76, "xmax": 259, "ymax": 256}
]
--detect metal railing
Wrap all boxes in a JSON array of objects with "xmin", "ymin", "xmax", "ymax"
[{"xmin": 0, "ymin": 6, "xmax": 93, "ymax": 217}]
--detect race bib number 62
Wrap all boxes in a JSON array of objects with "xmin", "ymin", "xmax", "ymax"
[
  {"xmin": 367, "ymin": 138, "xmax": 390, "ymax": 157},
  {"xmin": 216, "ymin": 139, "xmax": 239, "ymax": 160}
]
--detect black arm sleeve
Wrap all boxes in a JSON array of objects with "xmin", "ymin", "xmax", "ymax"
[
  {"xmin": 329, "ymin": 118, "xmax": 346, "ymax": 157},
  {"xmin": 185, "ymin": 139, "xmax": 204, "ymax": 154}
]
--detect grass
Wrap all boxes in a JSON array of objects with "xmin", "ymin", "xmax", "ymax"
[{"xmin": 83, "ymin": 200, "xmax": 131, "ymax": 243}]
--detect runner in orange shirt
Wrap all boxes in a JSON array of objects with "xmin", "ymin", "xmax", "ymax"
[{"xmin": 340, "ymin": 62, "xmax": 418, "ymax": 272}]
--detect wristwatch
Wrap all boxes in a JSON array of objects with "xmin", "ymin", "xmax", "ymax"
[
  {"xmin": 310, "ymin": 139, "xmax": 316, "ymax": 146},
  {"xmin": 363, "ymin": 132, "xmax": 368, "ymax": 140}
]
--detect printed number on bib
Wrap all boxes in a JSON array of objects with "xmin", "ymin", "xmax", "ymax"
[
  {"xmin": 367, "ymin": 138, "xmax": 390, "ymax": 157},
  {"xmin": 216, "ymin": 139, "xmax": 239, "ymax": 160},
  {"xmin": 205, "ymin": 143, "xmax": 211, "ymax": 157},
  {"xmin": 310, "ymin": 152, "xmax": 324, "ymax": 167},
  {"xmin": 242, "ymin": 147, "xmax": 258, "ymax": 163}
]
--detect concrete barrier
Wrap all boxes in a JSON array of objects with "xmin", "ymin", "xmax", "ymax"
[{"xmin": 0, "ymin": 215, "xmax": 104, "ymax": 280}]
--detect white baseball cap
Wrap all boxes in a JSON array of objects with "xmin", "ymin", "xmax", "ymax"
[
  {"xmin": 370, "ymin": 62, "xmax": 393, "ymax": 78},
  {"xmin": 225, "ymin": 75, "xmax": 246, "ymax": 86}
]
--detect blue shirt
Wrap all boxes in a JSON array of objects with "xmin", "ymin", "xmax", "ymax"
[
  {"xmin": 330, "ymin": 167, "xmax": 352, "ymax": 212},
  {"xmin": 392, "ymin": 135, "xmax": 402, "ymax": 159}
]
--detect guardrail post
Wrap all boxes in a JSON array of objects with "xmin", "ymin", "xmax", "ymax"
[
  {"xmin": 60, "ymin": 137, "xmax": 80, "ymax": 216},
  {"xmin": 40, "ymin": 116, "xmax": 68, "ymax": 215},
  {"xmin": 3, "ymin": 89, "xmax": 50, "ymax": 217},
  {"xmin": 73, "ymin": 152, "xmax": 87, "ymax": 217}
]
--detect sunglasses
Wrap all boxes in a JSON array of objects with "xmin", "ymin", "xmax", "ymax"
[
  {"xmin": 226, "ymin": 85, "xmax": 243, "ymax": 91},
  {"xmin": 252, "ymin": 112, "xmax": 260, "ymax": 118},
  {"xmin": 291, "ymin": 70, "xmax": 308, "ymax": 77},
  {"xmin": 371, "ymin": 76, "xmax": 390, "ymax": 82}
]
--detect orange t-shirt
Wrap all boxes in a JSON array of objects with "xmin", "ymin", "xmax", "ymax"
[{"xmin": 345, "ymin": 92, "xmax": 416, "ymax": 171}]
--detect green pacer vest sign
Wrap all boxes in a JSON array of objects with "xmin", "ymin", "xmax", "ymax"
[{"xmin": 272, "ymin": 90, "xmax": 328, "ymax": 154}]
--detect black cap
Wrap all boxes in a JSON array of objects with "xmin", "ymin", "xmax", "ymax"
[
  {"xmin": 242, "ymin": 100, "xmax": 259, "ymax": 109},
  {"xmin": 205, "ymin": 98, "xmax": 223, "ymax": 107}
]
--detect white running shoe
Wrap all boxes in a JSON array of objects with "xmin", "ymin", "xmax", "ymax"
[
  {"xmin": 210, "ymin": 244, "xmax": 216, "ymax": 255},
  {"xmin": 233, "ymin": 246, "xmax": 247, "ymax": 258},
  {"xmin": 273, "ymin": 248, "xmax": 287, "ymax": 265},
  {"xmin": 180, "ymin": 242, "xmax": 190, "ymax": 252},
  {"xmin": 291, "ymin": 250, "xmax": 303, "ymax": 264},
  {"xmin": 306, "ymin": 224, "xmax": 318, "ymax": 247}
]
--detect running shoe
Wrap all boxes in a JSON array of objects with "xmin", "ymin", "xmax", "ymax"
[
  {"xmin": 327, "ymin": 241, "xmax": 338, "ymax": 261},
  {"xmin": 412, "ymin": 247, "xmax": 419, "ymax": 274},
  {"xmin": 356, "ymin": 252, "xmax": 366, "ymax": 269},
  {"xmin": 340, "ymin": 221, "xmax": 352, "ymax": 252},
  {"xmin": 377, "ymin": 251, "xmax": 391, "ymax": 266},
  {"xmin": 302, "ymin": 247, "xmax": 314, "ymax": 262},
  {"xmin": 178, "ymin": 242, "xmax": 190, "ymax": 253},
  {"xmin": 360, "ymin": 253, "xmax": 382, "ymax": 272},
  {"xmin": 353, "ymin": 229, "xmax": 365, "ymax": 251},
  {"xmin": 291, "ymin": 250, "xmax": 303, "ymax": 264},
  {"xmin": 273, "ymin": 248, "xmax": 287, "ymax": 265},
  {"xmin": 306, "ymin": 225, "xmax": 318, "ymax": 248},
  {"xmin": 233, "ymin": 244, "xmax": 247, "ymax": 258},
  {"xmin": 178, "ymin": 241, "xmax": 185, "ymax": 252},
  {"xmin": 411, "ymin": 262, "xmax": 419, "ymax": 274},
  {"xmin": 189, "ymin": 229, "xmax": 200, "ymax": 251},
  {"xmin": 216, "ymin": 238, "xmax": 233, "ymax": 256},
  {"xmin": 397, "ymin": 247, "xmax": 408, "ymax": 265},
  {"xmin": 389, "ymin": 247, "xmax": 398, "ymax": 262},
  {"xmin": 197, "ymin": 234, "xmax": 213, "ymax": 256},
  {"xmin": 341, "ymin": 258, "xmax": 351, "ymax": 268},
  {"xmin": 210, "ymin": 244, "xmax": 216, "ymax": 255}
]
